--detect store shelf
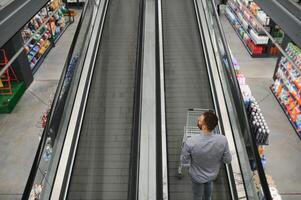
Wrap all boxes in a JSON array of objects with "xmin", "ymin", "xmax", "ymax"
[
  {"xmin": 26, "ymin": 29, "xmax": 49, "ymax": 54},
  {"xmin": 239, "ymin": 3, "xmax": 268, "ymax": 35},
  {"xmin": 20, "ymin": 1, "xmax": 71, "ymax": 72},
  {"xmin": 31, "ymin": 45, "xmax": 52, "ymax": 73},
  {"xmin": 225, "ymin": 11, "xmax": 269, "ymax": 58},
  {"xmin": 238, "ymin": 0, "xmax": 271, "ymax": 26},
  {"xmin": 229, "ymin": 1, "xmax": 264, "ymax": 34},
  {"xmin": 28, "ymin": 49, "xmax": 40, "ymax": 62},
  {"xmin": 228, "ymin": 4, "xmax": 263, "ymax": 45},
  {"xmin": 30, "ymin": 23, "xmax": 71, "ymax": 73},
  {"xmin": 272, "ymin": 41, "xmax": 301, "ymax": 140},
  {"xmin": 278, "ymin": 62, "xmax": 301, "ymax": 88},
  {"xmin": 228, "ymin": 1, "xmax": 269, "ymax": 45},
  {"xmin": 277, "ymin": 77, "xmax": 301, "ymax": 105},
  {"xmin": 270, "ymin": 86, "xmax": 301, "ymax": 139},
  {"xmin": 53, "ymin": 21, "xmax": 71, "ymax": 44}
]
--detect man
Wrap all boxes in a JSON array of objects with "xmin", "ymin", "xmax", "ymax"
[{"xmin": 181, "ymin": 111, "xmax": 232, "ymax": 200}]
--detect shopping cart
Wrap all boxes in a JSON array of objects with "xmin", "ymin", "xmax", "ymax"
[{"xmin": 177, "ymin": 108, "xmax": 218, "ymax": 179}]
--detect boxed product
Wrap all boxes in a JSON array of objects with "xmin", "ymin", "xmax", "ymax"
[
  {"xmin": 236, "ymin": 73, "xmax": 246, "ymax": 85},
  {"xmin": 240, "ymin": 84, "xmax": 252, "ymax": 100},
  {"xmin": 250, "ymin": 29, "xmax": 269, "ymax": 44}
]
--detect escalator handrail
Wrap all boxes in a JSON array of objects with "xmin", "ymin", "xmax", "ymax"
[
  {"xmin": 156, "ymin": 0, "xmax": 169, "ymax": 198},
  {"xmin": 209, "ymin": 1, "xmax": 272, "ymax": 199},
  {"xmin": 21, "ymin": 4, "xmax": 89, "ymax": 199},
  {"xmin": 127, "ymin": 0, "xmax": 145, "ymax": 199}
]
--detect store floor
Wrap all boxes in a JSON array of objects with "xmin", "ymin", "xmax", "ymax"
[
  {"xmin": 221, "ymin": 15, "xmax": 301, "ymax": 200},
  {"xmin": 0, "ymin": 12, "xmax": 80, "ymax": 200}
]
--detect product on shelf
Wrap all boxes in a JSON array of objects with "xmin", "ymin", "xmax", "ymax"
[
  {"xmin": 228, "ymin": 52, "xmax": 270, "ymax": 145},
  {"xmin": 226, "ymin": 0, "xmax": 283, "ymax": 57},
  {"xmin": 246, "ymin": 1, "xmax": 270, "ymax": 26},
  {"xmin": 286, "ymin": 43, "xmax": 301, "ymax": 68},
  {"xmin": 271, "ymin": 26, "xmax": 284, "ymax": 44},
  {"xmin": 245, "ymin": 98, "xmax": 270, "ymax": 145},
  {"xmin": 272, "ymin": 42, "xmax": 301, "ymax": 136},
  {"xmin": 21, "ymin": 0, "xmax": 70, "ymax": 70},
  {"xmin": 247, "ymin": 40, "xmax": 264, "ymax": 55}
]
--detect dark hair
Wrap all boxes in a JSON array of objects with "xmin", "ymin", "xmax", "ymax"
[{"xmin": 202, "ymin": 111, "xmax": 218, "ymax": 131}]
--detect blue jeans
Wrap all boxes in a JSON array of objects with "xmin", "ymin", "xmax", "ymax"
[{"xmin": 192, "ymin": 181, "xmax": 213, "ymax": 200}]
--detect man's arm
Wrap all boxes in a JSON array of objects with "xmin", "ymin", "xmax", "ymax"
[
  {"xmin": 223, "ymin": 140, "xmax": 232, "ymax": 164},
  {"xmin": 181, "ymin": 139, "xmax": 192, "ymax": 164}
]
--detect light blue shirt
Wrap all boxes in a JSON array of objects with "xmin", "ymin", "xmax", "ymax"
[{"xmin": 181, "ymin": 132, "xmax": 232, "ymax": 183}]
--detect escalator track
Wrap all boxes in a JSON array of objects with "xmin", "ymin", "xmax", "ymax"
[
  {"xmin": 161, "ymin": 0, "xmax": 232, "ymax": 199},
  {"xmin": 66, "ymin": 0, "xmax": 142, "ymax": 199}
]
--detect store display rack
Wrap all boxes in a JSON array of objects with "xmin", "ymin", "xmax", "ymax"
[
  {"xmin": 225, "ymin": 0, "xmax": 283, "ymax": 57},
  {"xmin": 21, "ymin": 0, "xmax": 72, "ymax": 72},
  {"xmin": 270, "ymin": 85, "xmax": 301, "ymax": 140},
  {"xmin": 271, "ymin": 42, "xmax": 301, "ymax": 139},
  {"xmin": 227, "ymin": 53, "xmax": 270, "ymax": 146},
  {"xmin": 225, "ymin": 9, "xmax": 260, "ymax": 57}
]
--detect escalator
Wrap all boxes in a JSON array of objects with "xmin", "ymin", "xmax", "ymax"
[
  {"xmin": 66, "ymin": 0, "xmax": 141, "ymax": 199},
  {"xmin": 161, "ymin": 0, "xmax": 231, "ymax": 199}
]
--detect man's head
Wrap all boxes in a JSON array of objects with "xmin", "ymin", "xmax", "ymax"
[{"xmin": 197, "ymin": 111, "xmax": 218, "ymax": 133}]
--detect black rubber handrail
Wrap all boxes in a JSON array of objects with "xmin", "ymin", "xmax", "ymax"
[
  {"xmin": 210, "ymin": 1, "xmax": 272, "ymax": 199},
  {"xmin": 127, "ymin": 0, "xmax": 145, "ymax": 199},
  {"xmin": 155, "ymin": 0, "xmax": 164, "ymax": 198},
  {"xmin": 22, "ymin": 4, "xmax": 88, "ymax": 199}
]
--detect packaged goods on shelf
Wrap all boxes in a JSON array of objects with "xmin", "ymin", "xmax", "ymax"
[
  {"xmin": 272, "ymin": 42, "xmax": 301, "ymax": 136},
  {"xmin": 249, "ymin": 29, "xmax": 269, "ymax": 44},
  {"xmin": 21, "ymin": 0, "xmax": 70, "ymax": 70},
  {"xmin": 286, "ymin": 43, "xmax": 301, "ymax": 68},
  {"xmin": 228, "ymin": 52, "xmax": 270, "ymax": 145},
  {"xmin": 226, "ymin": 0, "xmax": 283, "ymax": 57},
  {"xmin": 271, "ymin": 26, "xmax": 284, "ymax": 44},
  {"xmin": 249, "ymin": 2, "xmax": 270, "ymax": 26},
  {"xmin": 245, "ymin": 98, "xmax": 270, "ymax": 145},
  {"xmin": 247, "ymin": 40, "xmax": 264, "ymax": 55}
]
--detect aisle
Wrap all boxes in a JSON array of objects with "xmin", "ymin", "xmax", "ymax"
[
  {"xmin": 221, "ymin": 15, "xmax": 301, "ymax": 200},
  {"xmin": 0, "ymin": 11, "xmax": 80, "ymax": 200}
]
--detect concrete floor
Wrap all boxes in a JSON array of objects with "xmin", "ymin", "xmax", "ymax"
[
  {"xmin": 0, "ymin": 13, "xmax": 79, "ymax": 200},
  {"xmin": 221, "ymin": 15, "xmax": 301, "ymax": 200}
]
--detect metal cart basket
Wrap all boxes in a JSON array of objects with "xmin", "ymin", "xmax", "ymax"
[{"xmin": 177, "ymin": 108, "xmax": 218, "ymax": 178}]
